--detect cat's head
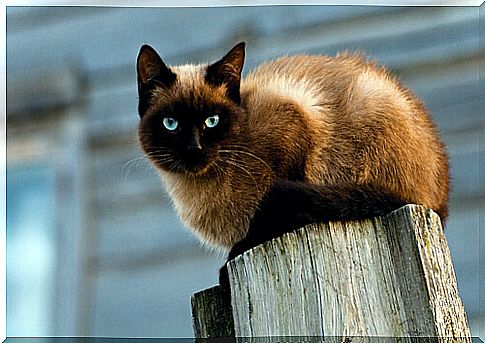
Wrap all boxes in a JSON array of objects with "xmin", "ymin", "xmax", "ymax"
[{"xmin": 136, "ymin": 42, "xmax": 246, "ymax": 175}]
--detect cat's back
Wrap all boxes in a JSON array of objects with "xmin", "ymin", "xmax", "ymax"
[
  {"xmin": 241, "ymin": 53, "xmax": 369, "ymax": 104},
  {"xmin": 241, "ymin": 52, "xmax": 435, "ymax": 129}
]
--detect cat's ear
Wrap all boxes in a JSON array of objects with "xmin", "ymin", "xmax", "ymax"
[
  {"xmin": 206, "ymin": 42, "xmax": 245, "ymax": 103},
  {"xmin": 137, "ymin": 45, "xmax": 176, "ymax": 97}
]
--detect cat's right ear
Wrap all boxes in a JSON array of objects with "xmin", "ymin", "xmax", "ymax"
[{"xmin": 137, "ymin": 45, "xmax": 176, "ymax": 98}]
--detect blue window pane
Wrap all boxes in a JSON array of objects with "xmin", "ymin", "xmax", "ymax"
[{"xmin": 7, "ymin": 162, "xmax": 57, "ymax": 336}]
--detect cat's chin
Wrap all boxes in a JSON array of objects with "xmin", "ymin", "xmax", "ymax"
[
  {"xmin": 164, "ymin": 161, "xmax": 215, "ymax": 177},
  {"xmin": 152, "ymin": 157, "xmax": 213, "ymax": 176},
  {"xmin": 183, "ymin": 165, "xmax": 211, "ymax": 176}
]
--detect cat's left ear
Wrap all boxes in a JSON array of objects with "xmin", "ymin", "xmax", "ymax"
[{"xmin": 206, "ymin": 42, "xmax": 245, "ymax": 103}]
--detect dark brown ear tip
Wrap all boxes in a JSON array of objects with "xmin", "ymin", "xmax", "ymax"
[
  {"xmin": 233, "ymin": 42, "xmax": 246, "ymax": 53},
  {"xmin": 139, "ymin": 44, "xmax": 157, "ymax": 55},
  {"xmin": 137, "ymin": 45, "xmax": 164, "ymax": 71}
]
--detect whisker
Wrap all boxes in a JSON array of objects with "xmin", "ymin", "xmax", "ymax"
[
  {"xmin": 122, "ymin": 148, "xmax": 175, "ymax": 179},
  {"xmin": 219, "ymin": 156, "xmax": 269, "ymax": 177},
  {"xmin": 219, "ymin": 148, "xmax": 271, "ymax": 171},
  {"xmin": 122, "ymin": 156, "xmax": 152, "ymax": 179},
  {"xmin": 221, "ymin": 159, "xmax": 259, "ymax": 192},
  {"xmin": 212, "ymin": 161, "xmax": 226, "ymax": 177},
  {"xmin": 167, "ymin": 161, "xmax": 183, "ymax": 174}
]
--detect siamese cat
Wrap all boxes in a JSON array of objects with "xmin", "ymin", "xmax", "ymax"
[{"xmin": 136, "ymin": 42, "xmax": 449, "ymax": 288}]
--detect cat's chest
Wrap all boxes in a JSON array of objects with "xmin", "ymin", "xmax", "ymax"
[{"xmin": 161, "ymin": 173, "xmax": 256, "ymax": 247}]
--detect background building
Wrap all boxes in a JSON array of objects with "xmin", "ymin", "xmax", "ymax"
[{"xmin": 6, "ymin": 4, "xmax": 484, "ymax": 338}]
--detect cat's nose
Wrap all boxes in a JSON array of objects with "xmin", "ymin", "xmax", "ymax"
[
  {"xmin": 187, "ymin": 140, "xmax": 202, "ymax": 151},
  {"xmin": 187, "ymin": 128, "xmax": 203, "ymax": 151}
]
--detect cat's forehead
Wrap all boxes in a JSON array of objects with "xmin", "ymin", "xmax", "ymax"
[
  {"xmin": 172, "ymin": 64, "xmax": 206, "ymax": 85},
  {"xmin": 149, "ymin": 63, "xmax": 228, "ymax": 112}
]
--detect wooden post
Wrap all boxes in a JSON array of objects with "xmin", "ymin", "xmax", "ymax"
[
  {"xmin": 191, "ymin": 284, "xmax": 234, "ymax": 338},
  {"xmin": 192, "ymin": 205, "xmax": 471, "ymax": 340}
]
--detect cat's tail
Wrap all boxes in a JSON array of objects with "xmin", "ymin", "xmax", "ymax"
[
  {"xmin": 229, "ymin": 180, "xmax": 408, "ymax": 259},
  {"xmin": 263, "ymin": 179, "xmax": 409, "ymax": 228}
]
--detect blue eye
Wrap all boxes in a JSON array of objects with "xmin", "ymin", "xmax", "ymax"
[
  {"xmin": 205, "ymin": 115, "xmax": 219, "ymax": 128},
  {"xmin": 163, "ymin": 117, "xmax": 178, "ymax": 131}
]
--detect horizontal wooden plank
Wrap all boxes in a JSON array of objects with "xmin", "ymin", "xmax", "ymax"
[
  {"xmin": 433, "ymin": 100, "xmax": 482, "ymax": 135},
  {"xmin": 272, "ymin": 14, "xmax": 478, "ymax": 72},
  {"xmin": 400, "ymin": 56, "xmax": 481, "ymax": 97},
  {"xmin": 7, "ymin": 7, "xmax": 118, "ymax": 33},
  {"xmin": 423, "ymin": 79, "xmax": 482, "ymax": 113},
  {"xmin": 7, "ymin": 65, "xmax": 81, "ymax": 116},
  {"xmin": 7, "ymin": 6, "xmax": 395, "ymax": 75},
  {"xmin": 449, "ymin": 150, "xmax": 482, "ymax": 200}
]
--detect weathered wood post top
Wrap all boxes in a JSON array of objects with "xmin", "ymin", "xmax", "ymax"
[{"xmin": 192, "ymin": 204, "xmax": 471, "ymax": 340}]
